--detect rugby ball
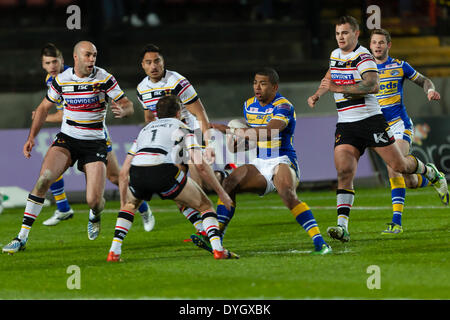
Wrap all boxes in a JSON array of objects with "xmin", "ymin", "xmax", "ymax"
[{"xmin": 226, "ymin": 118, "xmax": 256, "ymax": 153}]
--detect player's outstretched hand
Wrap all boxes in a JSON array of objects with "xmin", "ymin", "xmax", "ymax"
[
  {"xmin": 23, "ymin": 139, "xmax": 34, "ymax": 159},
  {"xmin": 307, "ymin": 94, "xmax": 319, "ymax": 108},
  {"xmin": 110, "ymin": 100, "xmax": 126, "ymax": 118},
  {"xmin": 218, "ymin": 190, "xmax": 233, "ymax": 211},
  {"xmin": 428, "ymin": 90, "xmax": 440, "ymax": 101}
]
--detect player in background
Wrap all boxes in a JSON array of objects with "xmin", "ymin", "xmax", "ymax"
[
  {"xmin": 130, "ymin": 44, "xmax": 232, "ymax": 244},
  {"xmin": 37, "ymin": 43, "xmax": 74, "ymax": 226},
  {"xmin": 107, "ymin": 95, "xmax": 238, "ymax": 261},
  {"xmin": 369, "ymin": 28, "xmax": 447, "ymax": 235},
  {"xmin": 307, "ymin": 16, "xmax": 447, "ymax": 243},
  {"xmin": 36, "ymin": 43, "xmax": 154, "ymax": 231},
  {"xmin": 212, "ymin": 68, "xmax": 332, "ymax": 255},
  {"xmin": 2, "ymin": 41, "xmax": 134, "ymax": 254}
]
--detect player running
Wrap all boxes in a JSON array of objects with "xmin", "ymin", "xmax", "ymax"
[
  {"xmin": 2, "ymin": 41, "xmax": 134, "ymax": 254},
  {"xmin": 129, "ymin": 44, "xmax": 232, "ymax": 243},
  {"xmin": 36, "ymin": 43, "xmax": 74, "ymax": 225},
  {"xmin": 369, "ymin": 28, "xmax": 447, "ymax": 235},
  {"xmin": 211, "ymin": 67, "xmax": 332, "ymax": 255},
  {"xmin": 35, "ymin": 43, "xmax": 154, "ymax": 231},
  {"xmin": 107, "ymin": 95, "xmax": 238, "ymax": 261},
  {"xmin": 307, "ymin": 16, "xmax": 447, "ymax": 243}
]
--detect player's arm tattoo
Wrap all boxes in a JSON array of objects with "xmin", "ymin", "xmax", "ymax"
[
  {"xmin": 412, "ymin": 73, "xmax": 435, "ymax": 94},
  {"xmin": 340, "ymin": 71, "xmax": 379, "ymax": 95}
]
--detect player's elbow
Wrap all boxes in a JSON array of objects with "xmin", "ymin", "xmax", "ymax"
[{"xmin": 370, "ymin": 83, "xmax": 379, "ymax": 94}]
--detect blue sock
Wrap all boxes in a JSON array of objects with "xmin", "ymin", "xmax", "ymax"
[
  {"xmin": 50, "ymin": 176, "xmax": 71, "ymax": 213},
  {"xmin": 291, "ymin": 202, "xmax": 326, "ymax": 251},
  {"xmin": 390, "ymin": 177, "xmax": 406, "ymax": 226},
  {"xmin": 216, "ymin": 199, "xmax": 235, "ymax": 239},
  {"xmin": 138, "ymin": 201, "xmax": 149, "ymax": 213}
]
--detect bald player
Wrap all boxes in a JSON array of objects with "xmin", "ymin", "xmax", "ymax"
[{"xmin": 3, "ymin": 41, "xmax": 134, "ymax": 254}]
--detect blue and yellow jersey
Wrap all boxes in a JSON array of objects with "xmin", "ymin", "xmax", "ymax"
[
  {"xmin": 243, "ymin": 92, "xmax": 298, "ymax": 170},
  {"xmin": 376, "ymin": 56, "xmax": 419, "ymax": 126},
  {"xmin": 45, "ymin": 64, "xmax": 70, "ymax": 110}
]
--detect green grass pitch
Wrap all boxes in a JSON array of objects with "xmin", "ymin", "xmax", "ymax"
[{"xmin": 0, "ymin": 187, "xmax": 449, "ymax": 300}]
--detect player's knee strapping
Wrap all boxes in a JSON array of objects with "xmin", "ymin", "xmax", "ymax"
[{"xmin": 390, "ymin": 177, "xmax": 406, "ymax": 225}]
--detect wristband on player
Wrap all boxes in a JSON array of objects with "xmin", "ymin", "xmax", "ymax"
[{"xmin": 427, "ymin": 89, "xmax": 435, "ymax": 94}]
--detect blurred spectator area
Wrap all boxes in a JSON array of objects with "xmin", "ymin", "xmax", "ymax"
[{"xmin": 0, "ymin": 0, "xmax": 449, "ymax": 93}]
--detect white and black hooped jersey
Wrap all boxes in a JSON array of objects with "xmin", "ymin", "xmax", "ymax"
[
  {"xmin": 136, "ymin": 70, "xmax": 200, "ymax": 130},
  {"xmin": 129, "ymin": 118, "xmax": 202, "ymax": 166},
  {"xmin": 46, "ymin": 66, "xmax": 125, "ymax": 140},
  {"xmin": 330, "ymin": 44, "xmax": 382, "ymax": 123}
]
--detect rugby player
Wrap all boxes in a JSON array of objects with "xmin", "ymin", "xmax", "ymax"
[
  {"xmin": 307, "ymin": 16, "xmax": 448, "ymax": 242},
  {"xmin": 2, "ymin": 41, "xmax": 134, "ymax": 254},
  {"xmin": 369, "ymin": 28, "xmax": 447, "ymax": 234},
  {"xmin": 37, "ymin": 43, "xmax": 74, "ymax": 226},
  {"xmin": 211, "ymin": 68, "xmax": 332, "ymax": 255},
  {"xmin": 129, "ymin": 44, "xmax": 230, "ymax": 243},
  {"xmin": 36, "ymin": 44, "xmax": 155, "ymax": 231},
  {"xmin": 107, "ymin": 95, "xmax": 238, "ymax": 261}
]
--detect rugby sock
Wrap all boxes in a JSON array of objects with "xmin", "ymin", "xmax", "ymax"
[
  {"xmin": 89, "ymin": 209, "xmax": 101, "ymax": 222},
  {"xmin": 416, "ymin": 174, "xmax": 430, "ymax": 188},
  {"xmin": 408, "ymin": 155, "xmax": 436, "ymax": 181},
  {"xmin": 200, "ymin": 210, "xmax": 223, "ymax": 251},
  {"xmin": 390, "ymin": 177, "xmax": 406, "ymax": 226},
  {"xmin": 137, "ymin": 201, "xmax": 149, "ymax": 214},
  {"xmin": 216, "ymin": 199, "xmax": 235, "ymax": 238},
  {"xmin": 49, "ymin": 176, "xmax": 71, "ymax": 213},
  {"xmin": 336, "ymin": 189, "xmax": 355, "ymax": 231},
  {"xmin": 180, "ymin": 206, "xmax": 204, "ymax": 233},
  {"xmin": 110, "ymin": 210, "xmax": 135, "ymax": 255},
  {"xmin": 18, "ymin": 194, "xmax": 45, "ymax": 240},
  {"xmin": 290, "ymin": 202, "xmax": 326, "ymax": 250}
]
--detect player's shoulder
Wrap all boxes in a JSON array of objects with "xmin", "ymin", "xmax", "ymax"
[
  {"xmin": 244, "ymin": 96, "xmax": 257, "ymax": 107},
  {"xmin": 165, "ymin": 69, "xmax": 186, "ymax": 80},
  {"xmin": 137, "ymin": 76, "xmax": 148, "ymax": 91},
  {"xmin": 93, "ymin": 66, "xmax": 114, "ymax": 81},
  {"xmin": 386, "ymin": 57, "xmax": 404, "ymax": 67},
  {"xmin": 330, "ymin": 48, "xmax": 341, "ymax": 59},
  {"xmin": 272, "ymin": 95, "xmax": 294, "ymax": 111},
  {"xmin": 354, "ymin": 45, "xmax": 374, "ymax": 60},
  {"xmin": 54, "ymin": 67, "xmax": 73, "ymax": 83}
]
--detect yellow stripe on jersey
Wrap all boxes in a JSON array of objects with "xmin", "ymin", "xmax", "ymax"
[
  {"xmin": 65, "ymin": 117, "xmax": 104, "ymax": 123},
  {"xmin": 112, "ymin": 91, "xmax": 124, "ymax": 101},
  {"xmin": 182, "ymin": 92, "xmax": 197, "ymax": 104},
  {"xmin": 360, "ymin": 67, "xmax": 378, "ymax": 73},
  {"xmin": 410, "ymin": 72, "xmax": 419, "ymax": 81},
  {"xmin": 138, "ymin": 78, "xmax": 183, "ymax": 94},
  {"xmin": 272, "ymin": 115, "xmax": 289, "ymax": 124},
  {"xmin": 388, "ymin": 118, "xmax": 401, "ymax": 126},
  {"xmin": 245, "ymin": 113, "xmax": 271, "ymax": 125},
  {"xmin": 273, "ymin": 98, "xmax": 291, "ymax": 106},
  {"xmin": 245, "ymin": 97, "xmax": 256, "ymax": 107},
  {"xmin": 379, "ymin": 95, "xmax": 401, "ymax": 106},
  {"xmin": 257, "ymin": 140, "xmax": 281, "ymax": 149},
  {"xmin": 47, "ymin": 95, "xmax": 59, "ymax": 103},
  {"xmin": 55, "ymin": 74, "xmax": 113, "ymax": 86}
]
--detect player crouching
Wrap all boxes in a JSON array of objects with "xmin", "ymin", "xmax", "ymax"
[{"xmin": 107, "ymin": 95, "xmax": 238, "ymax": 262}]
